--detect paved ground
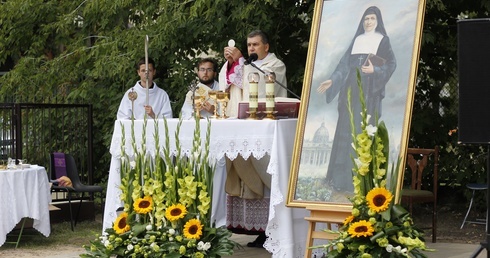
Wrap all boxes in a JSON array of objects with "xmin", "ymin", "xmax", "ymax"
[{"xmin": 0, "ymin": 234, "xmax": 486, "ymax": 258}]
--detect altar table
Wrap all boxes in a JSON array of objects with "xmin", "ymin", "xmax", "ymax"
[
  {"xmin": 0, "ymin": 165, "xmax": 51, "ymax": 246},
  {"xmin": 103, "ymin": 119, "xmax": 309, "ymax": 257}
]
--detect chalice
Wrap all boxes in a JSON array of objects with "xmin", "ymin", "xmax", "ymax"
[
  {"xmin": 194, "ymin": 96, "xmax": 205, "ymax": 119},
  {"xmin": 216, "ymin": 91, "xmax": 227, "ymax": 119}
]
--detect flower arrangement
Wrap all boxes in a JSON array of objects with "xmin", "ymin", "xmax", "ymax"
[
  {"xmin": 82, "ymin": 118, "xmax": 237, "ymax": 258},
  {"xmin": 321, "ymin": 72, "xmax": 430, "ymax": 258}
]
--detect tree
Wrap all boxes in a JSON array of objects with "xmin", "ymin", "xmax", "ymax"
[
  {"xmin": 0, "ymin": 0, "xmax": 314, "ymax": 180},
  {"xmin": 412, "ymin": 0, "xmax": 490, "ymax": 193},
  {"xmin": 1, "ymin": 0, "xmax": 489, "ymax": 198}
]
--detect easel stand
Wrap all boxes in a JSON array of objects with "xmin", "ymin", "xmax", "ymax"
[
  {"xmin": 470, "ymin": 145, "xmax": 490, "ymax": 258},
  {"xmin": 304, "ymin": 205, "xmax": 351, "ymax": 258}
]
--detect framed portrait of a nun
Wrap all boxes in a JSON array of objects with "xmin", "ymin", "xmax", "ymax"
[{"xmin": 287, "ymin": 0, "xmax": 426, "ymax": 209}]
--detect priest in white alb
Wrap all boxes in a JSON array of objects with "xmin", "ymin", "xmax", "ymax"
[
  {"xmin": 219, "ymin": 30, "xmax": 287, "ymax": 118},
  {"xmin": 218, "ymin": 29, "xmax": 288, "ymax": 248}
]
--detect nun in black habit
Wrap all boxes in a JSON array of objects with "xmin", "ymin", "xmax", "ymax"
[{"xmin": 317, "ymin": 6, "xmax": 397, "ymax": 192}]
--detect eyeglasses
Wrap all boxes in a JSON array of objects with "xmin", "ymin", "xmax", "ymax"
[{"xmin": 198, "ymin": 68, "xmax": 214, "ymax": 73}]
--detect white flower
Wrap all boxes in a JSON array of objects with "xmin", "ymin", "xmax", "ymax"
[
  {"xmin": 197, "ymin": 241, "xmax": 211, "ymax": 251},
  {"xmin": 103, "ymin": 240, "xmax": 110, "ymax": 247},
  {"xmin": 168, "ymin": 228, "xmax": 175, "ymax": 235},
  {"xmin": 366, "ymin": 124, "xmax": 377, "ymax": 136},
  {"xmin": 129, "ymin": 161, "xmax": 136, "ymax": 169},
  {"xmin": 169, "ymin": 236, "xmax": 174, "ymax": 241},
  {"xmin": 386, "ymin": 244, "xmax": 394, "ymax": 252},
  {"xmin": 193, "ymin": 151, "xmax": 199, "ymax": 160},
  {"xmin": 401, "ymin": 248, "xmax": 408, "ymax": 254},
  {"xmin": 391, "ymin": 245, "xmax": 409, "ymax": 256},
  {"xmin": 127, "ymin": 244, "xmax": 134, "ymax": 251},
  {"xmin": 354, "ymin": 158, "xmax": 363, "ymax": 168},
  {"xmin": 366, "ymin": 114, "xmax": 371, "ymax": 123},
  {"xmin": 197, "ymin": 241, "xmax": 205, "ymax": 250},
  {"xmin": 146, "ymin": 224, "xmax": 153, "ymax": 231},
  {"xmin": 203, "ymin": 242, "xmax": 211, "ymax": 251}
]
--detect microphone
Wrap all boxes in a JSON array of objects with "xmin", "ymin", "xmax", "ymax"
[
  {"xmin": 244, "ymin": 53, "xmax": 258, "ymax": 65},
  {"xmin": 246, "ymin": 56, "xmax": 301, "ymax": 100}
]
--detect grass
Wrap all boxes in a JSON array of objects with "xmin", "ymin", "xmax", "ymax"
[{"xmin": 0, "ymin": 218, "xmax": 102, "ymax": 250}]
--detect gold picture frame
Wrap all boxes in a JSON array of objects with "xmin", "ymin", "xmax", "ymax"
[{"xmin": 287, "ymin": 0, "xmax": 426, "ymax": 209}]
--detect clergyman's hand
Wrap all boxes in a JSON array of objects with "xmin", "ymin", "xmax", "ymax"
[
  {"xmin": 317, "ymin": 80, "xmax": 333, "ymax": 94},
  {"xmin": 201, "ymin": 101, "xmax": 214, "ymax": 113},
  {"xmin": 224, "ymin": 46, "xmax": 242, "ymax": 64},
  {"xmin": 144, "ymin": 105, "xmax": 155, "ymax": 118}
]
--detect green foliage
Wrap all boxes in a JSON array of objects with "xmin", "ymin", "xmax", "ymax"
[
  {"xmin": 0, "ymin": 0, "xmax": 314, "ymax": 182},
  {"xmin": 1, "ymin": 0, "xmax": 488, "ymax": 203},
  {"xmin": 413, "ymin": 1, "xmax": 490, "ymax": 195}
]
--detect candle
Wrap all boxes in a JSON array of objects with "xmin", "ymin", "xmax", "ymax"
[
  {"xmin": 248, "ymin": 72, "xmax": 260, "ymax": 110},
  {"xmin": 265, "ymin": 72, "xmax": 276, "ymax": 109},
  {"xmin": 249, "ymin": 82, "xmax": 258, "ymax": 109}
]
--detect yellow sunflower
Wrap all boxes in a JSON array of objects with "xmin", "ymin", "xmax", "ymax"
[
  {"xmin": 366, "ymin": 187, "xmax": 393, "ymax": 212},
  {"xmin": 113, "ymin": 212, "xmax": 130, "ymax": 234},
  {"xmin": 183, "ymin": 218, "xmax": 203, "ymax": 239},
  {"xmin": 133, "ymin": 195, "xmax": 153, "ymax": 214},
  {"xmin": 165, "ymin": 203, "xmax": 188, "ymax": 221},
  {"xmin": 343, "ymin": 215, "xmax": 354, "ymax": 225},
  {"xmin": 347, "ymin": 220, "xmax": 374, "ymax": 238}
]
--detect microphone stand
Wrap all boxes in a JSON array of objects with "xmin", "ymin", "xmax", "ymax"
[{"xmin": 249, "ymin": 63, "xmax": 301, "ymax": 100}]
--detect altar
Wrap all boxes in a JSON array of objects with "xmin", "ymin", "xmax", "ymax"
[{"xmin": 103, "ymin": 118, "xmax": 309, "ymax": 257}]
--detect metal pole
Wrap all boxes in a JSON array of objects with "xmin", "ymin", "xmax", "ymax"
[{"xmin": 145, "ymin": 35, "xmax": 149, "ymax": 106}]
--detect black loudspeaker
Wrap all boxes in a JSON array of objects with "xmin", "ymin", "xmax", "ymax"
[{"xmin": 458, "ymin": 19, "xmax": 490, "ymax": 144}]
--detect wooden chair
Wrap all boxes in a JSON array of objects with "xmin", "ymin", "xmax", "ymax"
[{"xmin": 401, "ymin": 146, "xmax": 439, "ymax": 243}]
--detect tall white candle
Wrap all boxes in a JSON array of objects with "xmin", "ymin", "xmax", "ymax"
[
  {"xmin": 249, "ymin": 83, "xmax": 258, "ymax": 109},
  {"xmin": 265, "ymin": 72, "xmax": 276, "ymax": 109},
  {"xmin": 265, "ymin": 82, "xmax": 275, "ymax": 109}
]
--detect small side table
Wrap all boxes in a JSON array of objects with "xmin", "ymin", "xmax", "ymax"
[{"xmin": 461, "ymin": 183, "xmax": 487, "ymax": 229}]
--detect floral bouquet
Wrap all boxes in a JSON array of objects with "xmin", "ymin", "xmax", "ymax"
[
  {"xmin": 321, "ymin": 72, "xmax": 430, "ymax": 258},
  {"xmin": 82, "ymin": 118, "xmax": 237, "ymax": 258}
]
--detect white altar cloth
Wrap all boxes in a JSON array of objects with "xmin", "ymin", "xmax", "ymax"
[
  {"xmin": 103, "ymin": 118, "xmax": 309, "ymax": 257},
  {"xmin": 0, "ymin": 165, "xmax": 51, "ymax": 246}
]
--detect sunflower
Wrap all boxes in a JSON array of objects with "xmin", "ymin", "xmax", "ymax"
[
  {"xmin": 366, "ymin": 187, "xmax": 393, "ymax": 213},
  {"xmin": 343, "ymin": 215, "xmax": 355, "ymax": 225},
  {"xmin": 165, "ymin": 203, "xmax": 188, "ymax": 221},
  {"xmin": 183, "ymin": 218, "xmax": 203, "ymax": 239},
  {"xmin": 347, "ymin": 220, "xmax": 374, "ymax": 238},
  {"xmin": 113, "ymin": 212, "xmax": 130, "ymax": 234},
  {"xmin": 133, "ymin": 195, "xmax": 153, "ymax": 214}
]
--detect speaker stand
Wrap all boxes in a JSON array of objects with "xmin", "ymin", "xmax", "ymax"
[{"xmin": 470, "ymin": 145, "xmax": 490, "ymax": 258}]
